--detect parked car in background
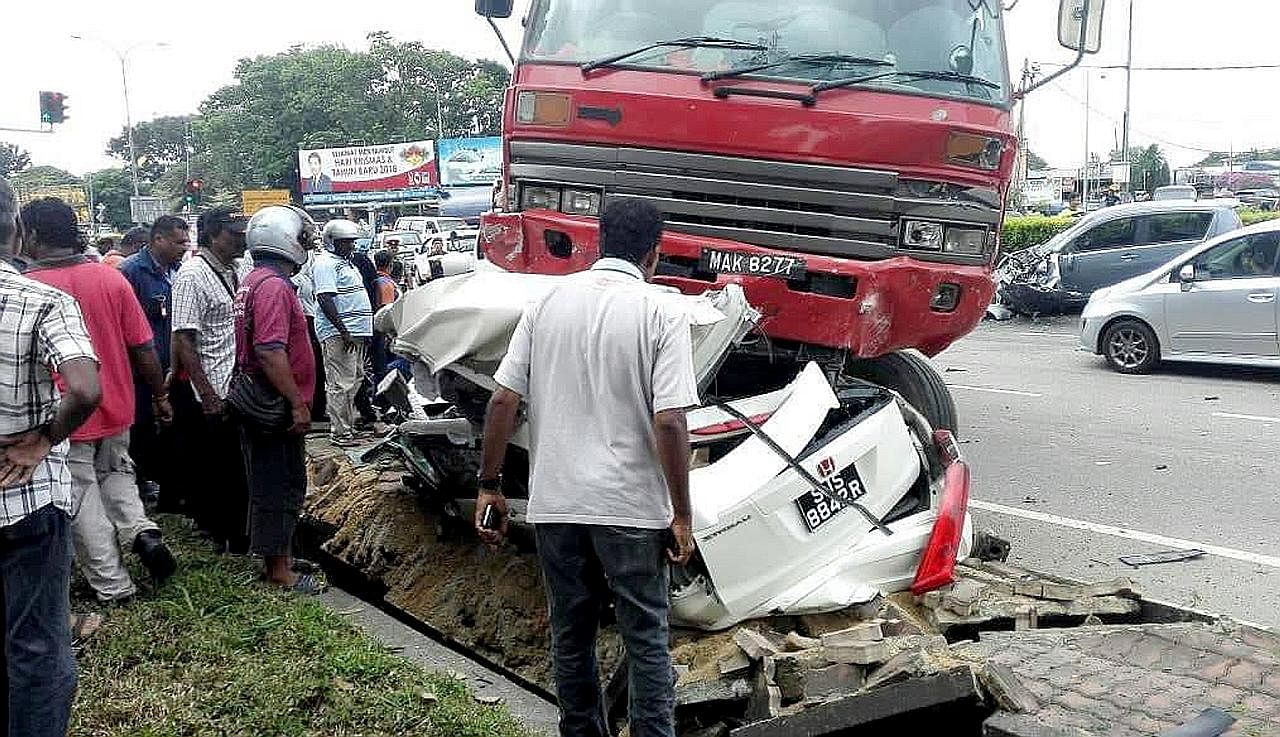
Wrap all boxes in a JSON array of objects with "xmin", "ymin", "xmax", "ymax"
[
  {"xmin": 1152, "ymin": 185, "xmax": 1198, "ymax": 201},
  {"xmin": 1236, "ymin": 189, "xmax": 1280, "ymax": 211},
  {"xmin": 1081, "ymin": 219, "xmax": 1280, "ymax": 373},
  {"xmin": 393, "ymin": 216, "xmax": 480, "ymax": 256},
  {"xmin": 997, "ymin": 201, "xmax": 1242, "ymax": 315}
]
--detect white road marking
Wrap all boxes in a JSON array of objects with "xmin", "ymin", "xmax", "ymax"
[
  {"xmin": 1017, "ymin": 331, "xmax": 1078, "ymax": 339},
  {"xmin": 971, "ymin": 499, "xmax": 1280, "ymax": 570},
  {"xmin": 1212, "ymin": 411, "xmax": 1280, "ymax": 424},
  {"xmin": 948, "ymin": 384, "xmax": 1044, "ymax": 398}
]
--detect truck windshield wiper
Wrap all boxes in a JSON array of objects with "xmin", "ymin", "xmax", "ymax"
[
  {"xmin": 812, "ymin": 69, "xmax": 1001, "ymax": 95},
  {"xmin": 700, "ymin": 53, "xmax": 891, "ymax": 83},
  {"xmin": 581, "ymin": 36, "xmax": 768, "ymax": 74}
]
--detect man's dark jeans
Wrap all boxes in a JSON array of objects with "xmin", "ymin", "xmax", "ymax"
[
  {"xmin": 0, "ymin": 504, "xmax": 76, "ymax": 737},
  {"xmin": 535, "ymin": 524, "xmax": 674, "ymax": 737}
]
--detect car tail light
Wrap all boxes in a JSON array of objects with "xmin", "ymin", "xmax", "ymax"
[
  {"xmin": 690, "ymin": 413, "xmax": 774, "ymax": 436},
  {"xmin": 910, "ymin": 429, "xmax": 971, "ymax": 595}
]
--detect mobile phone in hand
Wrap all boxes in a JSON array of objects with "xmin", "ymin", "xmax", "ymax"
[{"xmin": 480, "ymin": 503, "xmax": 504, "ymax": 531}]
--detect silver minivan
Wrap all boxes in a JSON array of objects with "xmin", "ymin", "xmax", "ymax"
[
  {"xmin": 1081, "ymin": 218, "xmax": 1280, "ymax": 373},
  {"xmin": 998, "ymin": 201, "xmax": 1242, "ymax": 314}
]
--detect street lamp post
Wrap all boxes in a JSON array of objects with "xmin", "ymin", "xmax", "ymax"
[
  {"xmin": 423, "ymin": 70, "xmax": 446, "ymax": 139},
  {"xmin": 70, "ymin": 35, "xmax": 168, "ymax": 200}
]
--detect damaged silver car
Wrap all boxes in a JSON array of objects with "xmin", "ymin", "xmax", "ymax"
[
  {"xmin": 996, "ymin": 202, "xmax": 1241, "ymax": 315},
  {"xmin": 370, "ymin": 270, "xmax": 973, "ymax": 630}
]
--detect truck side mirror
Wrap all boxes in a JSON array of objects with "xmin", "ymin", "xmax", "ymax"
[
  {"xmin": 475, "ymin": 0, "xmax": 515, "ymax": 18},
  {"xmin": 1179, "ymin": 263, "xmax": 1196, "ymax": 290},
  {"xmin": 1059, "ymin": 0, "xmax": 1106, "ymax": 53}
]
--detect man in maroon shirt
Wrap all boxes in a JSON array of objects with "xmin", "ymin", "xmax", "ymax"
[
  {"xmin": 234, "ymin": 206, "xmax": 321, "ymax": 593},
  {"xmin": 21, "ymin": 198, "xmax": 177, "ymax": 602}
]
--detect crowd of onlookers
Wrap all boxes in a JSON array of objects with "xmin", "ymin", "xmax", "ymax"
[{"xmin": 0, "ymin": 173, "xmax": 402, "ymax": 737}]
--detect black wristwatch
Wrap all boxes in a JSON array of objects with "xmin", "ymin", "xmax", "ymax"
[{"xmin": 477, "ymin": 475, "xmax": 502, "ymax": 493}]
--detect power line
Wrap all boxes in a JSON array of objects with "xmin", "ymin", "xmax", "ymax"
[
  {"xmin": 1045, "ymin": 80, "xmax": 1222, "ymax": 154},
  {"xmin": 1035, "ymin": 60, "xmax": 1280, "ymax": 71}
]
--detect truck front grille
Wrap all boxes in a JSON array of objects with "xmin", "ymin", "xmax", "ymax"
[{"xmin": 509, "ymin": 141, "xmax": 1001, "ymax": 263}]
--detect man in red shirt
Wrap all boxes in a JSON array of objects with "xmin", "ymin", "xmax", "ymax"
[
  {"xmin": 234, "ymin": 206, "xmax": 321, "ymax": 593},
  {"xmin": 22, "ymin": 198, "xmax": 177, "ymax": 602}
]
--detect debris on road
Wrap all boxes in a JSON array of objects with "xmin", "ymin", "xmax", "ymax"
[
  {"xmin": 985, "ymin": 303, "xmax": 1015, "ymax": 321},
  {"xmin": 1119, "ymin": 549, "xmax": 1207, "ymax": 568},
  {"xmin": 304, "ymin": 438, "xmax": 1279, "ymax": 737}
]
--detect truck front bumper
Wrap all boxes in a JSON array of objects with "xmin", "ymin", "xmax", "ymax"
[{"xmin": 480, "ymin": 211, "xmax": 995, "ymax": 358}]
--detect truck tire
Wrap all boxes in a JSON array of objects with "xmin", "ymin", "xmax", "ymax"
[{"xmin": 844, "ymin": 350, "xmax": 958, "ymax": 433}]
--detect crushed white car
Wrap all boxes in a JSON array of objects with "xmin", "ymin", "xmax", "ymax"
[{"xmin": 375, "ymin": 270, "xmax": 973, "ymax": 630}]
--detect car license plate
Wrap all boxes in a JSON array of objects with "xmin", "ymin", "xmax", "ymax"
[
  {"xmin": 794, "ymin": 462, "xmax": 867, "ymax": 533},
  {"xmin": 701, "ymin": 248, "xmax": 805, "ymax": 279}
]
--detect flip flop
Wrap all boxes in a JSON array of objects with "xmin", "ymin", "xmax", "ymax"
[
  {"xmin": 288, "ymin": 573, "xmax": 327, "ymax": 595},
  {"xmin": 292, "ymin": 557, "xmax": 320, "ymax": 574},
  {"xmin": 71, "ymin": 612, "xmax": 105, "ymax": 643}
]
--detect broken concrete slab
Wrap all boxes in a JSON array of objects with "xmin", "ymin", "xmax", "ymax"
[
  {"xmin": 744, "ymin": 669, "xmax": 782, "ymax": 722},
  {"xmin": 733, "ymin": 629, "xmax": 779, "ymax": 661},
  {"xmin": 824, "ymin": 639, "xmax": 889, "ymax": 665},
  {"xmin": 771, "ymin": 655, "xmax": 806, "ymax": 704},
  {"xmin": 943, "ymin": 579, "xmax": 987, "ymax": 616},
  {"xmin": 818, "ymin": 621, "xmax": 883, "ymax": 648},
  {"xmin": 717, "ymin": 649, "xmax": 752, "ymax": 678},
  {"xmin": 861, "ymin": 650, "xmax": 931, "ymax": 691},
  {"xmin": 675, "ymin": 677, "xmax": 752, "ymax": 707},
  {"xmin": 977, "ymin": 662, "xmax": 1041, "ymax": 713},
  {"xmin": 802, "ymin": 663, "xmax": 866, "ymax": 703},
  {"xmin": 730, "ymin": 669, "xmax": 978, "ymax": 737},
  {"xmin": 782, "ymin": 631, "xmax": 820, "ymax": 652},
  {"xmin": 984, "ymin": 712, "xmax": 1091, "ymax": 737}
]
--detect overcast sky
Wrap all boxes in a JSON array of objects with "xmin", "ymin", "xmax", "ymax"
[{"xmin": 3, "ymin": 0, "xmax": 1277, "ymax": 175}]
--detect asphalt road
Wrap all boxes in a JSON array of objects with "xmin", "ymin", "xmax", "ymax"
[{"xmin": 935, "ymin": 314, "xmax": 1280, "ymax": 628}]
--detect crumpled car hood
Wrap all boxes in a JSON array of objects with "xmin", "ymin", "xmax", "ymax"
[{"xmin": 384, "ymin": 269, "xmax": 758, "ymax": 393}]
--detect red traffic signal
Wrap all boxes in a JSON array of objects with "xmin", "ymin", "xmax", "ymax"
[{"xmin": 185, "ymin": 179, "xmax": 204, "ymax": 193}]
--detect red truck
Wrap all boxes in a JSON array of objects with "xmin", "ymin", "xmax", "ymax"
[{"xmin": 474, "ymin": 0, "xmax": 1103, "ymax": 430}]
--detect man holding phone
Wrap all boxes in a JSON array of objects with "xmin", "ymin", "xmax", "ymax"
[{"xmin": 476, "ymin": 199, "xmax": 696, "ymax": 737}]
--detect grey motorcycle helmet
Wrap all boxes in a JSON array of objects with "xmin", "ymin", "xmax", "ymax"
[{"xmin": 245, "ymin": 205, "xmax": 317, "ymax": 266}]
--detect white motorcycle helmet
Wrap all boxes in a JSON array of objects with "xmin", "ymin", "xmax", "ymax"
[
  {"xmin": 246, "ymin": 205, "xmax": 317, "ymax": 266},
  {"xmin": 321, "ymin": 218, "xmax": 363, "ymax": 252}
]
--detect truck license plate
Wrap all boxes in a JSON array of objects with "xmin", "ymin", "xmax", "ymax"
[
  {"xmin": 701, "ymin": 248, "xmax": 805, "ymax": 279},
  {"xmin": 794, "ymin": 462, "xmax": 867, "ymax": 533}
]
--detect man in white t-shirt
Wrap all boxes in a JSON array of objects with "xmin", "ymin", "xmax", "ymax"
[{"xmin": 476, "ymin": 200, "xmax": 696, "ymax": 737}]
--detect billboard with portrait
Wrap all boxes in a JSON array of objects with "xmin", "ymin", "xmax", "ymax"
[
  {"xmin": 436, "ymin": 137, "xmax": 502, "ymax": 187},
  {"xmin": 298, "ymin": 141, "xmax": 437, "ymax": 199}
]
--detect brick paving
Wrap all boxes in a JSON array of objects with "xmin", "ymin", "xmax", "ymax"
[{"xmin": 955, "ymin": 622, "xmax": 1280, "ymax": 736}]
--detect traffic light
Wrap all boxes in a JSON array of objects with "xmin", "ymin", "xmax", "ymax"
[
  {"xmin": 184, "ymin": 178, "xmax": 204, "ymax": 207},
  {"xmin": 38, "ymin": 91, "xmax": 68, "ymax": 124}
]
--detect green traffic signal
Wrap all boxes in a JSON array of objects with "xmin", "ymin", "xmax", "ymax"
[{"xmin": 38, "ymin": 91, "xmax": 67, "ymax": 125}]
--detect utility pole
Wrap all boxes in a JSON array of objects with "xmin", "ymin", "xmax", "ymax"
[
  {"xmin": 1121, "ymin": 0, "xmax": 1135, "ymax": 189},
  {"xmin": 70, "ymin": 36, "xmax": 170, "ymax": 201},
  {"xmin": 1082, "ymin": 71, "xmax": 1091, "ymax": 209},
  {"xmin": 1015, "ymin": 60, "xmax": 1034, "ymax": 196}
]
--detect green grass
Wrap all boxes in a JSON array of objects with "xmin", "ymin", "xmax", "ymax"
[{"xmin": 72, "ymin": 518, "xmax": 532, "ymax": 737}]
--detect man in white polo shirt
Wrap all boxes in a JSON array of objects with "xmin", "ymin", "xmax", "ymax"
[
  {"xmin": 171, "ymin": 206, "xmax": 252, "ymax": 551},
  {"xmin": 475, "ymin": 199, "xmax": 696, "ymax": 737}
]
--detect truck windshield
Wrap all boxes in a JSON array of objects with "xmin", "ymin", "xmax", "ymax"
[{"xmin": 524, "ymin": 0, "xmax": 1010, "ymax": 104}]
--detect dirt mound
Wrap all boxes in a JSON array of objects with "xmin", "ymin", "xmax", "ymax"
[{"xmin": 303, "ymin": 441, "xmax": 622, "ymax": 688}]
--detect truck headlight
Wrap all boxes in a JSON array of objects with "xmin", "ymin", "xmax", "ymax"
[
  {"xmin": 943, "ymin": 227, "xmax": 987, "ymax": 256},
  {"xmin": 903, "ymin": 220, "xmax": 944, "ymax": 250},
  {"xmin": 521, "ymin": 185, "xmax": 562, "ymax": 211},
  {"xmin": 562, "ymin": 188, "xmax": 602, "ymax": 216}
]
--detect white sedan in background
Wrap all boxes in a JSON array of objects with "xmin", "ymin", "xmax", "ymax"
[{"xmin": 1081, "ymin": 219, "xmax": 1280, "ymax": 373}]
